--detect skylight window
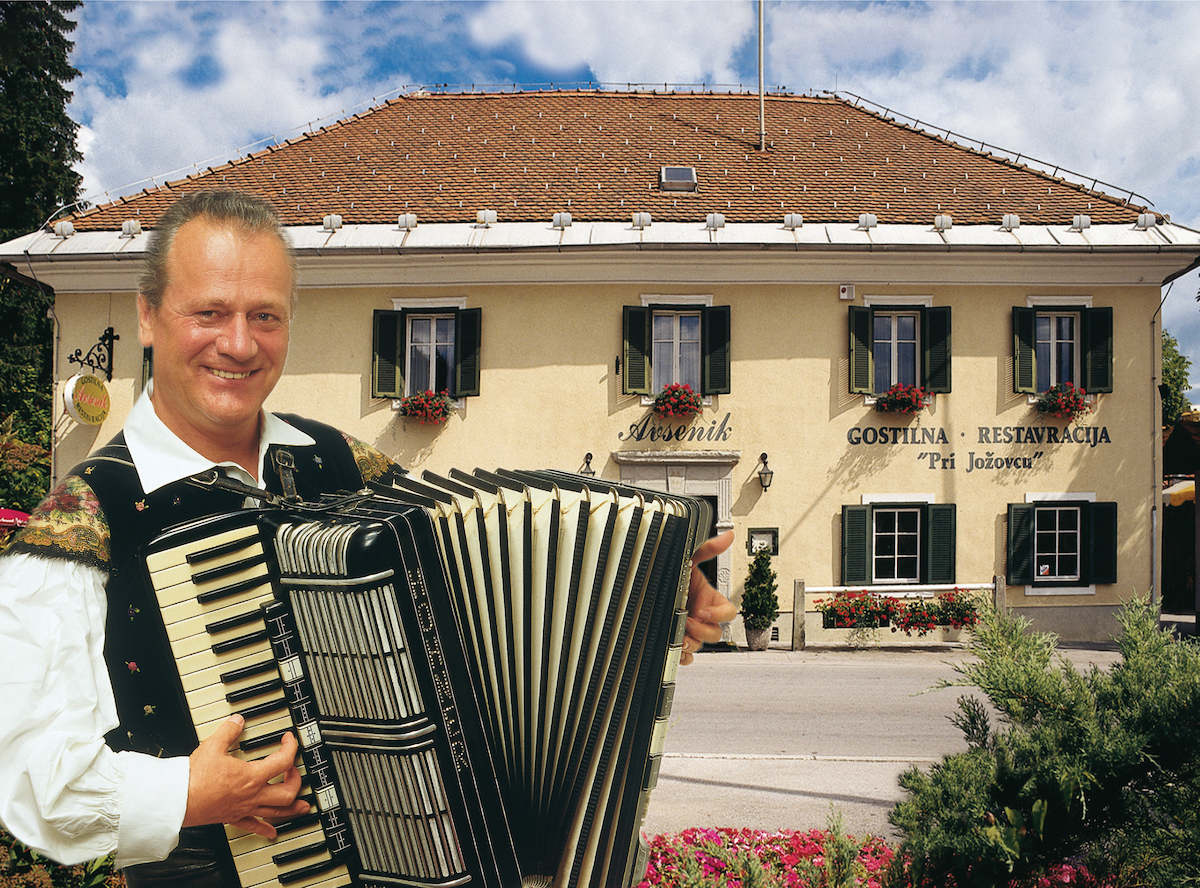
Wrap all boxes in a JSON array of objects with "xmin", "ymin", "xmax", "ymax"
[{"xmin": 660, "ymin": 166, "xmax": 698, "ymax": 192}]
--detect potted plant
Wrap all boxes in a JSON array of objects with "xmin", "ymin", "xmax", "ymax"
[
  {"xmin": 740, "ymin": 546, "xmax": 779, "ymax": 651},
  {"xmin": 874, "ymin": 383, "xmax": 930, "ymax": 414},
  {"xmin": 1036, "ymin": 381, "xmax": 1091, "ymax": 423},
  {"xmin": 652, "ymin": 383, "xmax": 703, "ymax": 420},
  {"xmin": 399, "ymin": 389, "xmax": 454, "ymax": 424}
]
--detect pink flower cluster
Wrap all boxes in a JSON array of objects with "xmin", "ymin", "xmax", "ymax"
[
  {"xmin": 1030, "ymin": 863, "xmax": 1114, "ymax": 888},
  {"xmin": 640, "ymin": 827, "xmax": 893, "ymax": 888},
  {"xmin": 640, "ymin": 829, "xmax": 1110, "ymax": 888}
]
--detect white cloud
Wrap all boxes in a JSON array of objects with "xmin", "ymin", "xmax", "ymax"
[
  {"xmin": 467, "ymin": 0, "xmax": 756, "ymax": 86},
  {"xmin": 69, "ymin": 2, "xmax": 390, "ymax": 202},
  {"xmin": 765, "ymin": 2, "xmax": 1200, "ymax": 227}
]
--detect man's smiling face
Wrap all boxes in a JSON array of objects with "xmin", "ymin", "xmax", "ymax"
[{"xmin": 137, "ymin": 216, "xmax": 293, "ymax": 456}]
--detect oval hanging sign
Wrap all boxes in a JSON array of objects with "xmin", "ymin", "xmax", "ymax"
[{"xmin": 64, "ymin": 373, "xmax": 111, "ymax": 425}]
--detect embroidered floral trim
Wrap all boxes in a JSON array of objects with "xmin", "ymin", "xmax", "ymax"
[
  {"xmin": 2, "ymin": 475, "xmax": 111, "ymax": 569},
  {"xmin": 342, "ymin": 434, "xmax": 399, "ymax": 484}
]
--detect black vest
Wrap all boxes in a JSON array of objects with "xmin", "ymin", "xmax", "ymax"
[{"xmin": 76, "ymin": 414, "xmax": 366, "ymax": 758}]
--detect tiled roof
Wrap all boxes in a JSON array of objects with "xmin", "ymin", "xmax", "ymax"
[{"xmin": 70, "ymin": 91, "xmax": 1150, "ymax": 231}]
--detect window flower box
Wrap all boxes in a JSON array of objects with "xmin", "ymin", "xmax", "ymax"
[
  {"xmin": 815, "ymin": 590, "xmax": 981, "ymax": 636},
  {"xmin": 1035, "ymin": 381, "xmax": 1092, "ymax": 423},
  {"xmin": 398, "ymin": 389, "xmax": 454, "ymax": 424},
  {"xmin": 815, "ymin": 591, "xmax": 896, "ymax": 629},
  {"xmin": 652, "ymin": 383, "xmax": 703, "ymax": 420},
  {"xmin": 873, "ymin": 383, "xmax": 930, "ymax": 414}
]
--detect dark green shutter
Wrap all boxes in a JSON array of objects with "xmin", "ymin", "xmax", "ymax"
[
  {"xmin": 702, "ymin": 305, "xmax": 731, "ymax": 395},
  {"xmin": 1088, "ymin": 501, "xmax": 1118, "ymax": 584},
  {"xmin": 849, "ymin": 306, "xmax": 872, "ymax": 394},
  {"xmin": 923, "ymin": 307, "xmax": 952, "ymax": 393},
  {"xmin": 372, "ymin": 309, "xmax": 404, "ymax": 399},
  {"xmin": 454, "ymin": 307, "xmax": 482, "ymax": 398},
  {"xmin": 1007, "ymin": 503, "xmax": 1035, "ymax": 585},
  {"xmin": 1083, "ymin": 307, "xmax": 1114, "ymax": 393},
  {"xmin": 842, "ymin": 505, "xmax": 872, "ymax": 585},
  {"xmin": 1013, "ymin": 307, "xmax": 1036, "ymax": 394},
  {"xmin": 622, "ymin": 306, "xmax": 651, "ymax": 395},
  {"xmin": 925, "ymin": 504, "xmax": 956, "ymax": 584}
]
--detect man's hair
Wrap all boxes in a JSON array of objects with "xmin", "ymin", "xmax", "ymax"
[{"xmin": 138, "ymin": 190, "xmax": 298, "ymax": 310}]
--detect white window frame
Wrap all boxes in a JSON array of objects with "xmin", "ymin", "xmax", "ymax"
[
  {"xmin": 639, "ymin": 294, "xmax": 714, "ymax": 405},
  {"xmin": 872, "ymin": 505, "xmax": 922, "ymax": 583},
  {"xmin": 405, "ymin": 313, "xmax": 457, "ymax": 397},
  {"xmin": 1022, "ymin": 492, "xmax": 1096, "ymax": 596},
  {"xmin": 387, "ymin": 296, "xmax": 468, "ymax": 410},
  {"xmin": 860, "ymin": 295, "xmax": 935, "ymax": 406},
  {"xmin": 871, "ymin": 310, "xmax": 921, "ymax": 394},
  {"xmin": 1034, "ymin": 309, "xmax": 1082, "ymax": 392}
]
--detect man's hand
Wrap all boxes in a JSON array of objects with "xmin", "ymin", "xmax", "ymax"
[
  {"xmin": 183, "ymin": 715, "xmax": 312, "ymax": 838},
  {"xmin": 681, "ymin": 530, "xmax": 737, "ymax": 665}
]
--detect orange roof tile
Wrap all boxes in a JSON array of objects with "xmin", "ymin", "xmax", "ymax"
[{"xmin": 69, "ymin": 91, "xmax": 1150, "ymax": 231}]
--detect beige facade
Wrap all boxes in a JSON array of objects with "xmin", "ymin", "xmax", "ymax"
[{"xmin": 36, "ymin": 239, "xmax": 1192, "ymax": 644}]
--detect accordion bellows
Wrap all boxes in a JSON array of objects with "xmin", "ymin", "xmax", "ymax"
[{"xmin": 143, "ymin": 468, "xmax": 710, "ymax": 888}]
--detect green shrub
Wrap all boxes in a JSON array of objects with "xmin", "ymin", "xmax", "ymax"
[
  {"xmin": 0, "ymin": 826, "xmax": 122, "ymax": 887},
  {"xmin": 740, "ymin": 546, "xmax": 779, "ymax": 631},
  {"xmin": 887, "ymin": 598, "xmax": 1200, "ymax": 888}
]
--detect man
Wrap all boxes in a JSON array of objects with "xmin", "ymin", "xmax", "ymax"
[{"xmin": 0, "ymin": 190, "xmax": 736, "ymax": 885}]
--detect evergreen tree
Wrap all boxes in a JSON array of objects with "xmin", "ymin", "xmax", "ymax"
[
  {"xmin": 0, "ymin": 0, "xmax": 83, "ymax": 512},
  {"xmin": 1162, "ymin": 329, "xmax": 1192, "ymax": 426},
  {"xmin": 740, "ymin": 546, "xmax": 779, "ymax": 631}
]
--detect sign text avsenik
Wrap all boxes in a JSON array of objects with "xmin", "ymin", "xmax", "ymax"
[{"xmin": 619, "ymin": 413, "xmax": 733, "ymax": 443}]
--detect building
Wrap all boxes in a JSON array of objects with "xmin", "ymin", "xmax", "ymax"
[{"xmin": 4, "ymin": 90, "xmax": 1199, "ymax": 644}]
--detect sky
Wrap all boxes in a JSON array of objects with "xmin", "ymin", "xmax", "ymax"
[{"xmin": 62, "ymin": 0, "xmax": 1200, "ymax": 396}]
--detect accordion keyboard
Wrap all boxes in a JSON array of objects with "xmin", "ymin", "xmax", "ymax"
[{"xmin": 145, "ymin": 519, "xmax": 353, "ymax": 888}]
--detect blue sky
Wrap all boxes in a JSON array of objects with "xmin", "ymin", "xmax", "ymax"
[{"xmin": 64, "ymin": 0, "xmax": 1200, "ymax": 395}]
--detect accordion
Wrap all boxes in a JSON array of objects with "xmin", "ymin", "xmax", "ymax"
[{"xmin": 142, "ymin": 468, "xmax": 711, "ymax": 888}]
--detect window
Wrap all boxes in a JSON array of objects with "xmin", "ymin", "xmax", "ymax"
[
  {"xmin": 622, "ymin": 304, "xmax": 730, "ymax": 395},
  {"xmin": 407, "ymin": 314, "xmax": 455, "ymax": 394},
  {"xmin": 1006, "ymin": 500, "xmax": 1117, "ymax": 588},
  {"xmin": 659, "ymin": 166, "xmax": 698, "ymax": 192},
  {"xmin": 841, "ymin": 503, "xmax": 956, "ymax": 585},
  {"xmin": 372, "ymin": 307, "xmax": 482, "ymax": 399},
  {"xmin": 652, "ymin": 310, "xmax": 701, "ymax": 392},
  {"xmin": 873, "ymin": 312, "xmax": 919, "ymax": 392},
  {"xmin": 849, "ymin": 305, "xmax": 951, "ymax": 395},
  {"xmin": 1013, "ymin": 306, "xmax": 1112, "ymax": 394}
]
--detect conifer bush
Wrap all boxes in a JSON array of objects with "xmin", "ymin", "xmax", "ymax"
[
  {"xmin": 887, "ymin": 599, "xmax": 1200, "ymax": 888},
  {"xmin": 740, "ymin": 546, "xmax": 780, "ymax": 631}
]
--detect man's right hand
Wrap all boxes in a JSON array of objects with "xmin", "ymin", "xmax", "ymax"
[{"xmin": 182, "ymin": 714, "xmax": 312, "ymax": 838}]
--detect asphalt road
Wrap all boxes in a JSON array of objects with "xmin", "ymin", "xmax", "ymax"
[{"xmin": 641, "ymin": 643, "xmax": 1121, "ymax": 841}]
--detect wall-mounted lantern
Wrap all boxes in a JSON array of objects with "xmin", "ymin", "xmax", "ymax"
[{"xmin": 757, "ymin": 452, "xmax": 773, "ymax": 490}]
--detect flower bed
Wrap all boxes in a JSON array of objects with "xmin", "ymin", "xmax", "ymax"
[
  {"xmin": 641, "ymin": 827, "xmax": 892, "ymax": 888},
  {"xmin": 639, "ymin": 829, "xmax": 1114, "ymax": 888}
]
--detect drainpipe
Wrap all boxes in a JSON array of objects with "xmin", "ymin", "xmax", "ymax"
[{"xmin": 1152, "ymin": 285, "xmax": 1169, "ymax": 607}]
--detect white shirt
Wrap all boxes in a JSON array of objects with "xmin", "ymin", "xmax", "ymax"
[{"xmin": 0, "ymin": 387, "xmax": 315, "ymax": 868}]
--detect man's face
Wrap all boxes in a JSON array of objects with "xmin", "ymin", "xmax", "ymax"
[{"xmin": 137, "ymin": 217, "xmax": 293, "ymax": 453}]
